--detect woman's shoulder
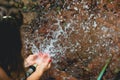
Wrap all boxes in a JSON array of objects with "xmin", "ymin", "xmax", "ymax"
[{"xmin": 0, "ymin": 66, "xmax": 11, "ymax": 80}]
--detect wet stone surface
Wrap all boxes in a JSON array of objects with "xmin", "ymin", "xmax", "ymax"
[{"xmin": 20, "ymin": 0, "xmax": 120, "ymax": 80}]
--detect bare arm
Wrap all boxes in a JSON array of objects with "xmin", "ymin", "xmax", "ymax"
[
  {"xmin": 26, "ymin": 66, "xmax": 44, "ymax": 80},
  {"xmin": 0, "ymin": 67, "xmax": 11, "ymax": 80},
  {"xmin": 26, "ymin": 53, "xmax": 51, "ymax": 80}
]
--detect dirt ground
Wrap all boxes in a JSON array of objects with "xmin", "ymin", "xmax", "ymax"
[{"xmin": 18, "ymin": 0, "xmax": 120, "ymax": 80}]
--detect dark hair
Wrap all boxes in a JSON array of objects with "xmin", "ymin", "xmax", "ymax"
[{"xmin": 0, "ymin": 1, "xmax": 25, "ymax": 79}]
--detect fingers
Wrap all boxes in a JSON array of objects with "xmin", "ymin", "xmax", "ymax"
[
  {"xmin": 32, "ymin": 54, "xmax": 38, "ymax": 60},
  {"xmin": 48, "ymin": 59, "xmax": 52, "ymax": 63},
  {"xmin": 28, "ymin": 54, "xmax": 38, "ymax": 60},
  {"xmin": 25, "ymin": 54, "xmax": 38, "ymax": 67},
  {"xmin": 38, "ymin": 52, "xmax": 43, "ymax": 56},
  {"xmin": 36, "ymin": 53, "xmax": 52, "ymax": 64},
  {"xmin": 33, "ymin": 52, "xmax": 52, "ymax": 72},
  {"xmin": 47, "ymin": 62, "xmax": 51, "ymax": 69},
  {"xmin": 24, "ymin": 52, "xmax": 52, "ymax": 69}
]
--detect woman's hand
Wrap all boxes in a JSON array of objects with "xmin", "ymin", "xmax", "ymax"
[
  {"xmin": 24, "ymin": 54, "xmax": 38, "ymax": 67},
  {"xmin": 35, "ymin": 52, "xmax": 52, "ymax": 72},
  {"xmin": 26, "ymin": 52, "xmax": 52, "ymax": 80},
  {"xmin": 24, "ymin": 52, "xmax": 52, "ymax": 71}
]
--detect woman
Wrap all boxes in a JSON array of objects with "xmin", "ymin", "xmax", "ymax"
[{"xmin": 0, "ymin": 1, "xmax": 51, "ymax": 80}]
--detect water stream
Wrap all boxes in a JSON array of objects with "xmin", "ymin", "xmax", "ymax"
[{"xmin": 22, "ymin": 0, "xmax": 120, "ymax": 79}]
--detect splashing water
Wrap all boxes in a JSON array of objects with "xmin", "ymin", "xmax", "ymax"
[
  {"xmin": 23, "ymin": 0, "xmax": 118, "ymax": 64},
  {"xmin": 22, "ymin": 0, "xmax": 120, "ymax": 79},
  {"xmin": 29, "ymin": 18, "xmax": 78, "ymax": 63}
]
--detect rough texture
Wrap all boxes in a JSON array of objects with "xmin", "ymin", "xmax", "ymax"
[{"xmin": 17, "ymin": 0, "xmax": 120, "ymax": 80}]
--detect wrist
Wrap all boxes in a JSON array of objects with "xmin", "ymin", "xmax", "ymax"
[{"xmin": 35, "ymin": 65, "xmax": 44, "ymax": 73}]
